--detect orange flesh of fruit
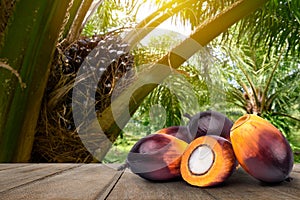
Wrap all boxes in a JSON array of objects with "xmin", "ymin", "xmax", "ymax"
[{"xmin": 180, "ymin": 135, "xmax": 236, "ymax": 187}]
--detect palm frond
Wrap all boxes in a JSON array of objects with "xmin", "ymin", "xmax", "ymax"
[
  {"xmin": 260, "ymin": 44, "xmax": 285, "ymax": 113},
  {"xmin": 175, "ymin": 0, "xmax": 236, "ymax": 29},
  {"xmin": 236, "ymin": 0, "xmax": 300, "ymax": 55}
]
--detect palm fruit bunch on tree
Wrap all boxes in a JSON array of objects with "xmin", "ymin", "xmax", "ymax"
[
  {"xmin": 31, "ymin": 32, "xmax": 135, "ymax": 162},
  {"xmin": 60, "ymin": 33, "xmax": 134, "ymax": 114}
]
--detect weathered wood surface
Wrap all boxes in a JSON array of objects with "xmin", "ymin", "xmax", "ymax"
[{"xmin": 0, "ymin": 164, "xmax": 299, "ymax": 200}]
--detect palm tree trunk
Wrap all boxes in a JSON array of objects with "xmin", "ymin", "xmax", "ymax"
[{"xmin": 0, "ymin": 0, "xmax": 76, "ymax": 162}]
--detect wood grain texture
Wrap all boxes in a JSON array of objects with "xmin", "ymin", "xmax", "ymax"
[
  {"xmin": 0, "ymin": 164, "xmax": 119, "ymax": 200},
  {"xmin": 0, "ymin": 164, "xmax": 299, "ymax": 200},
  {"xmin": 0, "ymin": 163, "xmax": 29, "ymax": 171},
  {"xmin": 107, "ymin": 169, "xmax": 218, "ymax": 200},
  {"xmin": 202, "ymin": 167, "xmax": 299, "ymax": 200},
  {"xmin": 108, "ymin": 166, "xmax": 300, "ymax": 200},
  {"xmin": 0, "ymin": 164, "xmax": 80, "ymax": 192}
]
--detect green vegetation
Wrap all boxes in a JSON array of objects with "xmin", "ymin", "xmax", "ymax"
[
  {"xmin": 98, "ymin": 0, "xmax": 299, "ymax": 163},
  {"xmin": 1, "ymin": 0, "xmax": 298, "ymax": 163}
]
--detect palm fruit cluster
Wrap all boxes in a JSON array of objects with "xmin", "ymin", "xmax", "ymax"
[
  {"xmin": 58, "ymin": 34, "xmax": 134, "ymax": 112},
  {"xmin": 32, "ymin": 33, "xmax": 135, "ymax": 162},
  {"xmin": 49, "ymin": 33, "xmax": 135, "ymax": 126},
  {"xmin": 61, "ymin": 36, "xmax": 101, "ymax": 74}
]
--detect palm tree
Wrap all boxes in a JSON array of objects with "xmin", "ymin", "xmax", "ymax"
[
  {"xmin": 6, "ymin": 0, "xmax": 298, "ymax": 162},
  {"xmin": 30, "ymin": 0, "xmax": 272, "ymax": 162},
  {"xmin": 219, "ymin": 39, "xmax": 299, "ymax": 117},
  {"xmin": 77, "ymin": 0, "xmax": 269, "ymax": 161},
  {"xmin": 0, "ymin": 0, "xmax": 96, "ymax": 162},
  {"xmin": 214, "ymin": 36, "xmax": 300, "ymax": 160}
]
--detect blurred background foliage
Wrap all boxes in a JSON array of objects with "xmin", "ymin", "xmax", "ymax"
[
  {"xmin": 79, "ymin": 0, "xmax": 299, "ymax": 163},
  {"xmin": 3, "ymin": 0, "xmax": 297, "ymax": 163}
]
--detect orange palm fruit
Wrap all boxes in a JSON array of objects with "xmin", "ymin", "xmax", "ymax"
[
  {"xmin": 126, "ymin": 133, "xmax": 188, "ymax": 181},
  {"xmin": 180, "ymin": 135, "xmax": 236, "ymax": 187},
  {"xmin": 230, "ymin": 114, "xmax": 294, "ymax": 183}
]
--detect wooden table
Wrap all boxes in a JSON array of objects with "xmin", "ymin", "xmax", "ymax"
[{"xmin": 0, "ymin": 164, "xmax": 299, "ymax": 200}]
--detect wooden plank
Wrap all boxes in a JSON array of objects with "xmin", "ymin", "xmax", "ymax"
[
  {"xmin": 0, "ymin": 164, "xmax": 29, "ymax": 171},
  {"xmin": 0, "ymin": 164, "xmax": 120, "ymax": 200},
  {"xmin": 0, "ymin": 164, "xmax": 299, "ymax": 200},
  {"xmin": 0, "ymin": 164, "xmax": 80, "ymax": 192},
  {"xmin": 108, "ymin": 166, "xmax": 300, "ymax": 200},
  {"xmin": 202, "ymin": 168, "xmax": 299, "ymax": 200},
  {"xmin": 97, "ymin": 169, "xmax": 124, "ymax": 199},
  {"xmin": 293, "ymin": 164, "xmax": 300, "ymax": 173},
  {"xmin": 106, "ymin": 169, "xmax": 216, "ymax": 200}
]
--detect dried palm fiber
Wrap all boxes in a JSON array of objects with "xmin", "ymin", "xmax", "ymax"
[{"xmin": 31, "ymin": 32, "xmax": 135, "ymax": 162}]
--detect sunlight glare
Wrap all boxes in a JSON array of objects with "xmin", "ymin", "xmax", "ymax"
[{"xmin": 135, "ymin": 0, "xmax": 192, "ymax": 36}]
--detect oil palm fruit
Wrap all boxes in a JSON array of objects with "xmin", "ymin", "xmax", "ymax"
[
  {"xmin": 126, "ymin": 133, "xmax": 188, "ymax": 181},
  {"xmin": 60, "ymin": 34, "xmax": 134, "ymax": 113},
  {"xmin": 155, "ymin": 126, "xmax": 193, "ymax": 143},
  {"xmin": 180, "ymin": 135, "xmax": 236, "ymax": 187},
  {"xmin": 230, "ymin": 114, "xmax": 294, "ymax": 183},
  {"xmin": 187, "ymin": 110, "xmax": 233, "ymax": 141}
]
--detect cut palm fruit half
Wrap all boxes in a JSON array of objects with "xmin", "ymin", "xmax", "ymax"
[{"xmin": 180, "ymin": 135, "xmax": 236, "ymax": 187}]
